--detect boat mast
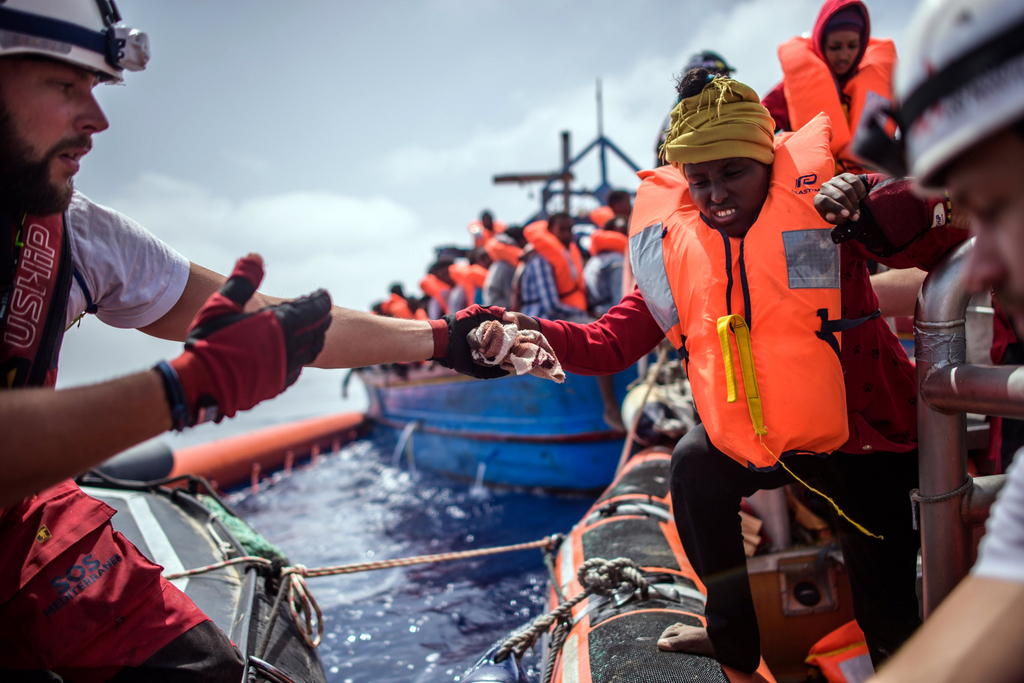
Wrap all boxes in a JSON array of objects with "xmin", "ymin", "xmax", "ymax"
[{"xmin": 491, "ymin": 79, "xmax": 642, "ymax": 222}]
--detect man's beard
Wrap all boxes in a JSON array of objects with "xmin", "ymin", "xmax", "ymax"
[{"xmin": 0, "ymin": 104, "xmax": 89, "ymax": 215}]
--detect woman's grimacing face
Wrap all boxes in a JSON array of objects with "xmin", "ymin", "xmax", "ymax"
[{"xmin": 681, "ymin": 157, "xmax": 771, "ymax": 238}]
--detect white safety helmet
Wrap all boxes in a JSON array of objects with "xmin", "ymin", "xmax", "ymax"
[
  {"xmin": 0, "ymin": 0, "xmax": 148, "ymax": 84},
  {"xmin": 897, "ymin": 0, "xmax": 1024, "ymax": 189}
]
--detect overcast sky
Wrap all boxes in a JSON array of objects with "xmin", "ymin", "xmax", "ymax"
[{"xmin": 55, "ymin": 0, "xmax": 919, "ymax": 445}]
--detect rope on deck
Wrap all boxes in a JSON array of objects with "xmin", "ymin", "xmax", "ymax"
[
  {"xmin": 492, "ymin": 557, "xmax": 648, "ymax": 664},
  {"xmin": 163, "ymin": 534, "xmax": 563, "ymax": 651}
]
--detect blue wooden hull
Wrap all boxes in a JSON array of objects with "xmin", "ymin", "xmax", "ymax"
[{"xmin": 358, "ymin": 365, "xmax": 636, "ymax": 491}]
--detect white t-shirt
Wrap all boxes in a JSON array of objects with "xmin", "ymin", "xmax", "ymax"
[
  {"xmin": 973, "ymin": 452, "xmax": 1024, "ymax": 582},
  {"xmin": 64, "ymin": 192, "xmax": 190, "ymax": 330}
]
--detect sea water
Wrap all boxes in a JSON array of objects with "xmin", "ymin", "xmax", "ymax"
[{"xmin": 229, "ymin": 437, "xmax": 594, "ymax": 683}]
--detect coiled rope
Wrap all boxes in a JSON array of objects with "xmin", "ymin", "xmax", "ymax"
[
  {"xmin": 492, "ymin": 557, "xmax": 648, "ymax": 663},
  {"xmin": 164, "ymin": 534, "xmax": 562, "ymax": 652}
]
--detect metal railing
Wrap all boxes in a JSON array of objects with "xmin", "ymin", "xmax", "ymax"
[{"xmin": 916, "ymin": 238, "xmax": 1020, "ymax": 616}]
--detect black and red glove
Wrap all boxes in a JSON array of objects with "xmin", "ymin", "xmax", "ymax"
[
  {"xmin": 828, "ymin": 175, "xmax": 943, "ymax": 257},
  {"xmin": 433, "ymin": 304, "xmax": 509, "ymax": 379},
  {"xmin": 155, "ymin": 255, "xmax": 332, "ymax": 430}
]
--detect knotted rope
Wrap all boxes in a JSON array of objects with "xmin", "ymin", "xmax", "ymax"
[
  {"xmin": 164, "ymin": 535, "xmax": 562, "ymax": 652},
  {"xmin": 910, "ymin": 476, "xmax": 974, "ymax": 531},
  {"xmin": 493, "ymin": 557, "xmax": 648, "ymax": 663}
]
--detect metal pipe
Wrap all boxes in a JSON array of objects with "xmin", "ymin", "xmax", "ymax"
[
  {"xmin": 915, "ymin": 240, "xmax": 974, "ymax": 617},
  {"xmin": 921, "ymin": 364, "xmax": 1024, "ymax": 418},
  {"xmin": 963, "ymin": 474, "xmax": 1007, "ymax": 525}
]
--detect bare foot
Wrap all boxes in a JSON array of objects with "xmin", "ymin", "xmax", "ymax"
[{"xmin": 657, "ymin": 622, "xmax": 716, "ymax": 657}]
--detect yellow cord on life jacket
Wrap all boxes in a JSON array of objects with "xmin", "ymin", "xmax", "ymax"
[{"xmin": 717, "ymin": 313, "xmax": 882, "ymax": 539}]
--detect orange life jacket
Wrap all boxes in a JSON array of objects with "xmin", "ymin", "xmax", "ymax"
[
  {"xmin": 629, "ymin": 114, "xmax": 849, "ymax": 469},
  {"xmin": 467, "ymin": 219, "xmax": 508, "ymax": 247},
  {"xmin": 805, "ymin": 620, "xmax": 872, "ymax": 683},
  {"xmin": 448, "ymin": 263, "xmax": 489, "ymax": 306},
  {"xmin": 419, "ymin": 274, "xmax": 451, "ymax": 316},
  {"xmin": 778, "ymin": 36, "xmax": 896, "ymax": 173},
  {"xmin": 589, "ymin": 229, "xmax": 628, "ymax": 255},
  {"xmin": 523, "ymin": 220, "xmax": 588, "ymax": 311},
  {"xmin": 381, "ymin": 292, "xmax": 414, "ymax": 319},
  {"xmin": 588, "ymin": 206, "xmax": 615, "ymax": 229},
  {"xmin": 483, "ymin": 236, "xmax": 523, "ymax": 266}
]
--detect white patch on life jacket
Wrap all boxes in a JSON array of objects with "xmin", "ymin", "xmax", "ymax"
[{"xmin": 838, "ymin": 652, "xmax": 875, "ymax": 683}]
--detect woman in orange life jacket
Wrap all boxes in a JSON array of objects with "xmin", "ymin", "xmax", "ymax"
[
  {"xmin": 479, "ymin": 69, "xmax": 967, "ymax": 674},
  {"xmin": 761, "ymin": 0, "xmax": 896, "ymax": 174}
]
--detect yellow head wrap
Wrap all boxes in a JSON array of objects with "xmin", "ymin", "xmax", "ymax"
[{"xmin": 661, "ymin": 77, "xmax": 776, "ymax": 166}]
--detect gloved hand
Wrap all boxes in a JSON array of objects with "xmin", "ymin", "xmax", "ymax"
[
  {"xmin": 436, "ymin": 305, "xmax": 510, "ymax": 379},
  {"xmin": 156, "ymin": 254, "xmax": 332, "ymax": 429},
  {"xmin": 820, "ymin": 175, "xmax": 936, "ymax": 257}
]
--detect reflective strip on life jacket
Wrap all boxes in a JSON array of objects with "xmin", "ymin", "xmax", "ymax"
[
  {"xmin": 523, "ymin": 221, "xmax": 588, "ymax": 311},
  {"xmin": 805, "ymin": 620, "xmax": 874, "ymax": 683},
  {"xmin": 628, "ymin": 114, "xmax": 849, "ymax": 469},
  {"xmin": 589, "ymin": 229, "xmax": 628, "ymax": 255},
  {"xmin": 0, "ymin": 213, "xmax": 72, "ymax": 389},
  {"xmin": 419, "ymin": 274, "xmax": 451, "ymax": 316},
  {"xmin": 629, "ymin": 222, "xmax": 681, "ymax": 343},
  {"xmin": 778, "ymin": 36, "xmax": 896, "ymax": 171}
]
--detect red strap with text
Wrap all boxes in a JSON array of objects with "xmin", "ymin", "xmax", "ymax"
[{"xmin": 0, "ymin": 214, "xmax": 64, "ymax": 388}]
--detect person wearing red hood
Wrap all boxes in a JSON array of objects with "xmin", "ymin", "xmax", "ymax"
[{"xmin": 761, "ymin": 0, "xmax": 897, "ymax": 174}]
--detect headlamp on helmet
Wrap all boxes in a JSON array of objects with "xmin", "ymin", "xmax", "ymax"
[{"xmin": 0, "ymin": 0, "xmax": 149, "ymax": 83}]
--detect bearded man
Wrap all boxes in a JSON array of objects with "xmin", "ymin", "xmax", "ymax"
[{"xmin": 0, "ymin": 3, "xmax": 500, "ymax": 680}]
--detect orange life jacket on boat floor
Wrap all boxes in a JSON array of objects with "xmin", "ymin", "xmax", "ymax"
[
  {"xmin": 523, "ymin": 220, "xmax": 588, "ymax": 312},
  {"xmin": 805, "ymin": 620, "xmax": 873, "ymax": 683},
  {"xmin": 629, "ymin": 114, "xmax": 850, "ymax": 469},
  {"xmin": 419, "ymin": 274, "xmax": 451, "ymax": 316},
  {"xmin": 589, "ymin": 229, "xmax": 628, "ymax": 255},
  {"xmin": 779, "ymin": 36, "xmax": 896, "ymax": 173}
]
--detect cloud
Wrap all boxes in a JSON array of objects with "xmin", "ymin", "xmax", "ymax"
[
  {"xmin": 220, "ymin": 149, "xmax": 276, "ymax": 176},
  {"xmin": 378, "ymin": 0, "xmax": 914, "ymax": 225},
  {"xmin": 103, "ymin": 173, "xmax": 437, "ymax": 307}
]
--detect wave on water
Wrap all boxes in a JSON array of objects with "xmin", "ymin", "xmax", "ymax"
[{"xmin": 231, "ymin": 437, "xmax": 594, "ymax": 682}]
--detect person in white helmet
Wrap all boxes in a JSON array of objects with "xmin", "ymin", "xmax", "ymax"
[
  {"xmin": 854, "ymin": 0, "xmax": 1024, "ymax": 681},
  {"xmin": 0, "ymin": 1, "xmax": 502, "ymax": 680}
]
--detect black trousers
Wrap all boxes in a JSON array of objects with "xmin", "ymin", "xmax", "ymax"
[
  {"xmin": 670, "ymin": 425, "xmax": 921, "ymax": 673},
  {"xmin": 107, "ymin": 620, "xmax": 244, "ymax": 683}
]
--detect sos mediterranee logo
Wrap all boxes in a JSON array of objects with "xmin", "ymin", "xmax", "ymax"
[{"xmin": 44, "ymin": 551, "xmax": 124, "ymax": 618}]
